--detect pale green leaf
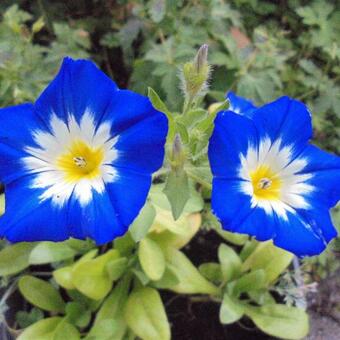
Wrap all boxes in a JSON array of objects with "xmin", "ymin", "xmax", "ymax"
[
  {"xmin": 138, "ymin": 237, "xmax": 165, "ymax": 281},
  {"xmin": 199, "ymin": 263, "xmax": 223, "ymax": 284},
  {"xmin": 218, "ymin": 244, "xmax": 242, "ymax": 282},
  {"xmin": 29, "ymin": 242, "xmax": 77, "ymax": 265},
  {"xmin": 232, "ymin": 269, "xmax": 266, "ymax": 296},
  {"xmin": 130, "ymin": 202, "xmax": 156, "ymax": 242},
  {"xmin": 165, "ymin": 247, "xmax": 220, "ymax": 295},
  {"xmin": 124, "ymin": 287, "xmax": 170, "ymax": 340},
  {"xmin": 0, "ymin": 243, "xmax": 35, "ymax": 276},
  {"xmin": 163, "ymin": 170, "xmax": 190, "ymax": 220},
  {"xmin": 71, "ymin": 250, "xmax": 120, "ymax": 300},
  {"xmin": 219, "ymin": 294, "xmax": 244, "ymax": 324},
  {"xmin": 18, "ymin": 317, "xmax": 63, "ymax": 340},
  {"xmin": 106, "ymin": 257, "xmax": 128, "ymax": 281},
  {"xmin": 241, "ymin": 241, "xmax": 293, "ymax": 284},
  {"xmin": 245, "ymin": 304, "xmax": 309, "ymax": 340},
  {"xmin": 18, "ymin": 276, "xmax": 65, "ymax": 313}
]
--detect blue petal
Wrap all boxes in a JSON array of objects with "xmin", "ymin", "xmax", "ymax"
[
  {"xmin": 112, "ymin": 112, "xmax": 167, "ymax": 174},
  {"xmin": 227, "ymin": 92, "xmax": 257, "ymax": 118},
  {"xmin": 252, "ymin": 97, "xmax": 312, "ymax": 159},
  {"xmin": 0, "ymin": 104, "xmax": 41, "ymax": 184},
  {"xmin": 67, "ymin": 189, "xmax": 126, "ymax": 245},
  {"xmin": 35, "ymin": 57, "xmax": 118, "ymax": 126},
  {"xmin": 297, "ymin": 145, "xmax": 340, "ymax": 208},
  {"xmin": 0, "ymin": 177, "xmax": 69, "ymax": 242},
  {"xmin": 273, "ymin": 209, "xmax": 337, "ymax": 257},
  {"xmin": 212, "ymin": 178, "xmax": 277, "ymax": 241},
  {"xmin": 211, "ymin": 178, "xmax": 253, "ymax": 229},
  {"xmin": 208, "ymin": 111, "xmax": 258, "ymax": 178},
  {"xmin": 106, "ymin": 171, "xmax": 152, "ymax": 230}
]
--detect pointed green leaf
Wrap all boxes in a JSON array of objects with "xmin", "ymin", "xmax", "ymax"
[
  {"xmin": 219, "ymin": 294, "xmax": 244, "ymax": 324},
  {"xmin": 106, "ymin": 257, "xmax": 128, "ymax": 281},
  {"xmin": 124, "ymin": 287, "xmax": 170, "ymax": 340},
  {"xmin": 148, "ymin": 87, "xmax": 172, "ymax": 119},
  {"xmin": 233, "ymin": 269, "xmax": 266, "ymax": 296},
  {"xmin": 165, "ymin": 247, "xmax": 220, "ymax": 295},
  {"xmin": 95, "ymin": 276, "xmax": 130, "ymax": 324},
  {"xmin": 18, "ymin": 276, "xmax": 65, "ymax": 313},
  {"xmin": 241, "ymin": 242, "xmax": 293, "ymax": 284},
  {"xmin": 218, "ymin": 244, "xmax": 242, "ymax": 282},
  {"xmin": 163, "ymin": 170, "xmax": 190, "ymax": 220},
  {"xmin": 199, "ymin": 263, "xmax": 223, "ymax": 284},
  {"xmin": 130, "ymin": 202, "xmax": 156, "ymax": 242},
  {"xmin": 138, "ymin": 237, "xmax": 165, "ymax": 281},
  {"xmin": 152, "ymin": 266, "xmax": 180, "ymax": 289}
]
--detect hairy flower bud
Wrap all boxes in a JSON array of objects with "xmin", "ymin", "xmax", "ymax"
[{"xmin": 181, "ymin": 44, "xmax": 211, "ymax": 100}]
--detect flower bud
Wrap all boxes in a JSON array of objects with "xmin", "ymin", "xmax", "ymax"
[
  {"xmin": 171, "ymin": 133, "xmax": 185, "ymax": 171},
  {"xmin": 181, "ymin": 44, "xmax": 211, "ymax": 100}
]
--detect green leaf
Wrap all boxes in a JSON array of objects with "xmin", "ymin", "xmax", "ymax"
[
  {"xmin": 199, "ymin": 263, "xmax": 223, "ymax": 284},
  {"xmin": 95, "ymin": 276, "xmax": 130, "ymax": 325},
  {"xmin": 0, "ymin": 243, "xmax": 35, "ymax": 276},
  {"xmin": 53, "ymin": 249, "xmax": 98, "ymax": 291},
  {"xmin": 53, "ymin": 266, "xmax": 75, "ymax": 290},
  {"xmin": 29, "ymin": 242, "xmax": 77, "ymax": 265},
  {"xmin": 18, "ymin": 317, "xmax": 63, "ymax": 340},
  {"xmin": 164, "ymin": 247, "xmax": 220, "ymax": 295},
  {"xmin": 149, "ymin": 183, "xmax": 204, "ymax": 214},
  {"xmin": 71, "ymin": 250, "xmax": 120, "ymax": 300},
  {"xmin": 163, "ymin": 170, "xmax": 190, "ymax": 220},
  {"xmin": 53, "ymin": 320, "xmax": 81, "ymax": 340},
  {"xmin": 218, "ymin": 244, "xmax": 242, "ymax": 282},
  {"xmin": 130, "ymin": 202, "xmax": 156, "ymax": 242},
  {"xmin": 216, "ymin": 230, "xmax": 248, "ymax": 246},
  {"xmin": 248, "ymin": 290, "xmax": 276, "ymax": 305},
  {"xmin": 114, "ymin": 232, "xmax": 136, "ymax": 256},
  {"xmin": 149, "ymin": 211, "xmax": 201, "ymax": 250},
  {"xmin": 16, "ymin": 308, "xmax": 44, "ymax": 329},
  {"xmin": 18, "ymin": 275, "xmax": 65, "ymax": 313},
  {"xmin": 232, "ymin": 269, "xmax": 266, "ymax": 296},
  {"xmin": 148, "ymin": 87, "xmax": 174, "ymax": 140},
  {"xmin": 245, "ymin": 305, "xmax": 309, "ymax": 339},
  {"xmin": 138, "ymin": 237, "xmax": 166, "ymax": 281},
  {"xmin": 86, "ymin": 319, "xmax": 127, "ymax": 340},
  {"xmin": 241, "ymin": 241, "xmax": 293, "ymax": 284},
  {"xmin": 152, "ymin": 266, "xmax": 180, "ymax": 289},
  {"xmin": 65, "ymin": 302, "xmax": 91, "ymax": 328},
  {"xmin": 106, "ymin": 257, "xmax": 128, "ymax": 281},
  {"xmin": 219, "ymin": 294, "xmax": 244, "ymax": 324},
  {"xmin": 124, "ymin": 287, "xmax": 170, "ymax": 340}
]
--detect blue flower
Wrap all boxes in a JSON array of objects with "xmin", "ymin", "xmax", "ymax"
[
  {"xmin": 0, "ymin": 57, "xmax": 168, "ymax": 244},
  {"xmin": 208, "ymin": 93, "xmax": 340, "ymax": 256}
]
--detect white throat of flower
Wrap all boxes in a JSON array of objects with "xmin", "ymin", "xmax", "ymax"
[
  {"xmin": 23, "ymin": 111, "xmax": 119, "ymax": 207},
  {"xmin": 239, "ymin": 137, "xmax": 314, "ymax": 220}
]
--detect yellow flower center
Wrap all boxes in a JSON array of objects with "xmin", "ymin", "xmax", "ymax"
[
  {"xmin": 57, "ymin": 140, "xmax": 104, "ymax": 182},
  {"xmin": 250, "ymin": 165, "xmax": 282, "ymax": 201}
]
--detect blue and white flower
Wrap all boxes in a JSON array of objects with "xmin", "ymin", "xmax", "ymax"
[
  {"xmin": 209, "ymin": 93, "xmax": 340, "ymax": 256},
  {"xmin": 0, "ymin": 57, "xmax": 167, "ymax": 244}
]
